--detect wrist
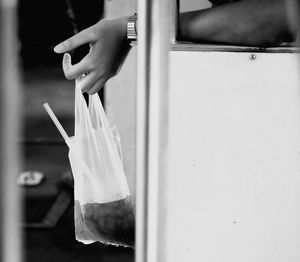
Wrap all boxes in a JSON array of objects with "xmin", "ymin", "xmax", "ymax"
[
  {"xmin": 111, "ymin": 15, "xmax": 138, "ymax": 47},
  {"xmin": 113, "ymin": 16, "xmax": 130, "ymax": 41},
  {"xmin": 127, "ymin": 13, "xmax": 137, "ymax": 46}
]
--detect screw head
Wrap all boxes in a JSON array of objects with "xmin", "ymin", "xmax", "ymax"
[{"xmin": 250, "ymin": 54, "xmax": 257, "ymax": 60}]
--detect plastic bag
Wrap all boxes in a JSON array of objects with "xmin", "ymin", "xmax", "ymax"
[{"xmin": 44, "ymin": 81, "xmax": 134, "ymax": 247}]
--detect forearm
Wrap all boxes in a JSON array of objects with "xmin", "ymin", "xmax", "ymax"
[{"xmin": 179, "ymin": 0, "xmax": 293, "ymax": 46}]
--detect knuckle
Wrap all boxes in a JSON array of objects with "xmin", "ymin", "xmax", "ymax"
[
  {"xmin": 65, "ymin": 75, "xmax": 72, "ymax": 81},
  {"xmin": 67, "ymin": 38, "xmax": 74, "ymax": 48},
  {"xmin": 64, "ymin": 71, "xmax": 73, "ymax": 80},
  {"xmin": 89, "ymin": 29, "xmax": 97, "ymax": 41},
  {"xmin": 89, "ymin": 86, "xmax": 100, "ymax": 95},
  {"xmin": 98, "ymin": 69, "xmax": 108, "ymax": 79},
  {"xmin": 86, "ymin": 62, "xmax": 95, "ymax": 72},
  {"xmin": 80, "ymin": 27, "xmax": 96, "ymax": 42},
  {"xmin": 81, "ymin": 85, "xmax": 90, "ymax": 93},
  {"xmin": 82, "ymin": 56, "xmax": 95, "ymax": 71},
  {"xmin": 63, "ymin": 39, "xmax": 73, "ymax": 50}
]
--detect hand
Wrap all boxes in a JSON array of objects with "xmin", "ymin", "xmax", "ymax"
[{"xmin": 54, "ymin": 17, "xmax": 131, "ymax": 94}]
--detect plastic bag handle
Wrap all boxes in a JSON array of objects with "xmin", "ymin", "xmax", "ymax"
[
  {"xmin": 74, "ymin": 80, "xmax": 94, "ymax": 134},
  {"xmin": 43, "ymin": 102, "xmax": 94, "ymax": 178},
  {"xmin": 89, "ymin": 94, "xmax": 111, "ymax": 131},
  {"xmin": 88, "ymin": 94, "xmax": 124, "ymax": 167}
]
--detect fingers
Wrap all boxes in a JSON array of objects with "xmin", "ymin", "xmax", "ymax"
[
  {"xmin": 77, "ymin": 71, "xmax": 98, "ymax": 93},
  {"xmin": 77, "ymin": 74, "xmax": 106, "ymax": 95},
  {"xmin": 54, "ymin": 27, "xmax": 96, "ymax": 53},
  {"xmin": 62, "ymin": 53, "xmax": 89, "ymax": 80},
  {"xmin": 87, "ymin": 77, "xmax": 107, "ymax": 95},
  {"xmin": 62, "ymin": 53, "xmax": 107, "ymax": 94}
]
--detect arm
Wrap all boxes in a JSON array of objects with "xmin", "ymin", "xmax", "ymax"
[
  {"xmin": 54, "ymin": 17, "xmax": 131, "ymax": 94},
  {"xmin": 179, "ymin": 0, "xmax": 293, "ymax": 46},
  {"xmin": 54, "ymin": 0, "xmax": 295, "ymax": 94}
]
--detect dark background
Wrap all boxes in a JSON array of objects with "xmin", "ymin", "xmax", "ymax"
[{"xmin": 18, "ymin": 1, "xmax": 134, "ymax": 261}]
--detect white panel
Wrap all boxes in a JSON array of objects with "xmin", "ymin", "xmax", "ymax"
[
  {"xmin": 165, "ymin": 51, "xmax": 300, "ymax": 262},
  {"xmin": 180, "ymin": 0, "xmax": 211, "ymax": 12},
  {"xmin": 105, "ymin": 0, "xmax": 137, "ymax": 202}
]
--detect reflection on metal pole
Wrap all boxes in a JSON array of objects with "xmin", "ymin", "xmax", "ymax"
[
  {"xmin": 0, "ymin": 0, "xmax": 23, "ymax": 262},
  {"xmin": 136, "ymin": 0, "xmax": 171, "ymax": 262}
]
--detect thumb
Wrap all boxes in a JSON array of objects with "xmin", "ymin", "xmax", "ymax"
[{"xmin": 54, "ymin": 26, "xmax": 96, "ymax": 53}]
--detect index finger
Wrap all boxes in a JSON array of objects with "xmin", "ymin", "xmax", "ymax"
[{"xmin": 54, "ymin": 27, "xmax": 96, "ymax": 53}]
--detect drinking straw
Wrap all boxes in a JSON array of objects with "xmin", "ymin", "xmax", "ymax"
[
  {"xmin": 43, "ymin": 102, "xmax": 94, "ymax": 177},
  {"xmin": 43, "ymin": 103, "xmax": 69, "ymax": 141}
]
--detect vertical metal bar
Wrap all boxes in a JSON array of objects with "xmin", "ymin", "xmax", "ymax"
[
  {"xmin": 0, "ymin": 0, "xmax": 23, "ymax": 262},
  {"xmin": 285, "ymin": 0, "xmax": 300, "ymax": 45},
  {"xmin": 135, "ymin": 0, "xmax": 151, "ymax": 260},
  {"xmin": 136, "ymin": 0, "xmax": 172, "ymax": 262},
  {"xmin": 170, "ymin": 0, "xmax": 179, "ymax": 44}
]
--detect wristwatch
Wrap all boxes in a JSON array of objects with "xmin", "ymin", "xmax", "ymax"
[{"xmin": 127, "ymin": 13, "xmax": 137, "ymax": 46}]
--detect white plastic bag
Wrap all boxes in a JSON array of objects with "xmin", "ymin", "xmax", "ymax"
[{"xmin": 44, "ymin": 81, "xmax": 134, "ymax": 247}]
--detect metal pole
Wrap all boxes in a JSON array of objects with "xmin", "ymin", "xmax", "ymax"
[
  {"xmin": 285, "ymin": 0, "xmax": 300, "ymax": 45},
  {"xmin": 135, "ymin": 0, "xmax": 151, "ymax": 260},
  {"xmin": 0, "ymin": 0, "xmax": 23, "ymax": 261},
  {"xmin": 135, "ymin": 0, "xmax": 172, "ymax": 261}
]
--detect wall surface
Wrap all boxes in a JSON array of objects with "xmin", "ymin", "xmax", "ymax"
[
  {"xmin": 104, "ymin": 0, "xmax": 211, "ymax": 201},
  {"xmin": 105, "ymin": 0, "xmax": 137, "ymax": 200},
  {"xmin": 164, "ymin": 50, "xmax": 300, "ymax": 262}
]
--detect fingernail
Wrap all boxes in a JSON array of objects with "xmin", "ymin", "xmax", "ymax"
[
  {"xmin": 63, "ymin": 53, "xmax": 70, "ymax": 59},
  {"xmin": 54, "ymin": 44, "xmax": 64, "ymax": 53}
]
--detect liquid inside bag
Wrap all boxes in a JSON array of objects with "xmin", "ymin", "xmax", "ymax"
[
  {"xmin": 67, "ymin": 82, "xmax": 134, "ymax": 247},
  {"xmin": 74, "ymin": 196, "xmax": 134, "ymax": 247}
]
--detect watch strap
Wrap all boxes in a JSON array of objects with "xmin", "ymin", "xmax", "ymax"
[{"xmin": 127, "ymin": 13, "xmax": 137, "ymax": 46}]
